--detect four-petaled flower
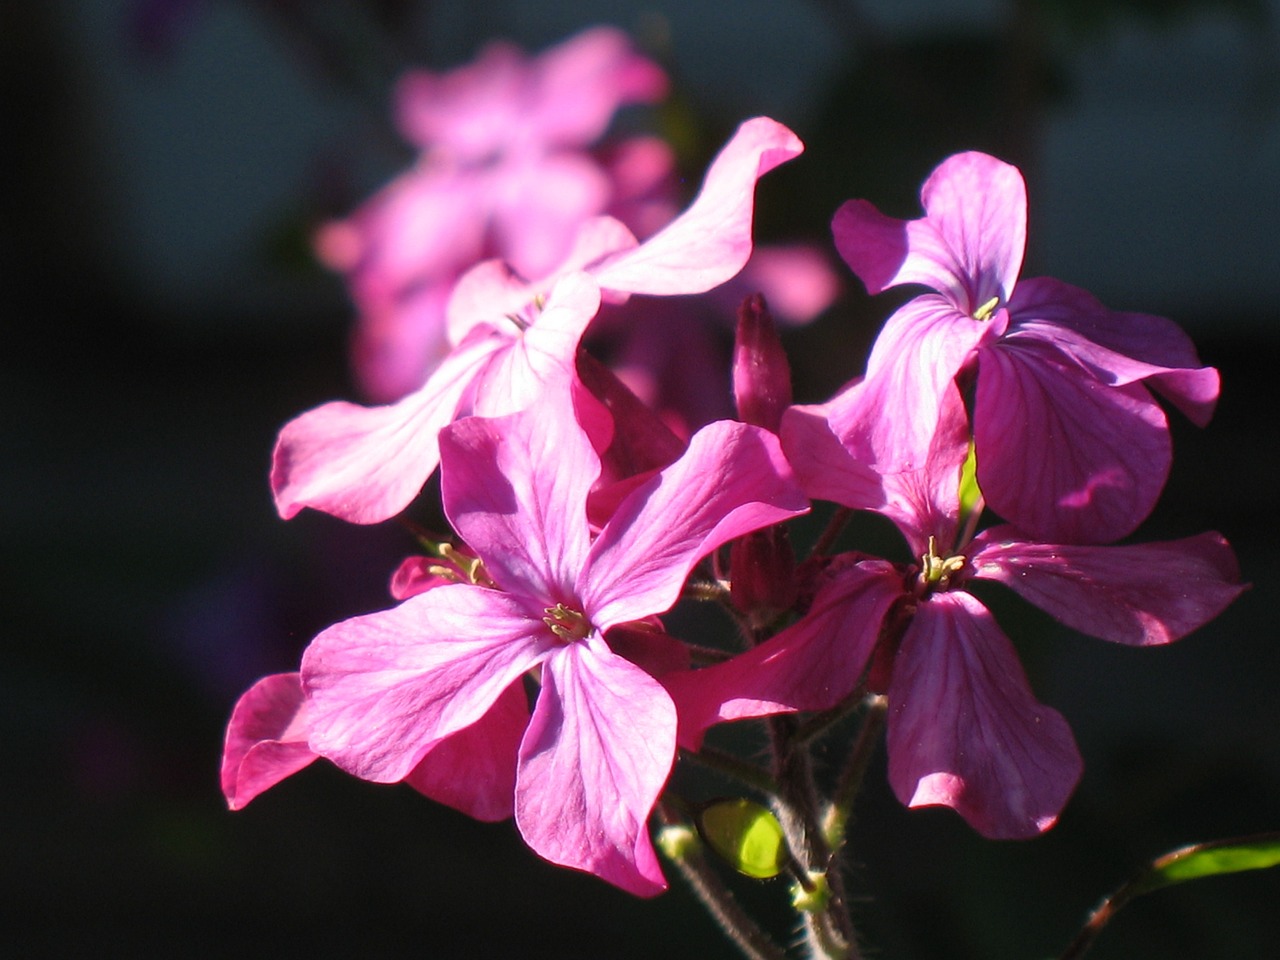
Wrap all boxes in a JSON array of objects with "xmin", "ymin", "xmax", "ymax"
[
  {"xmin": 297, "ymin": 380, "xmax": 808, "ymax": 894},
  {"xmin": 831, "ymin": 151, "xmax": 1220, "ymax": 543}
]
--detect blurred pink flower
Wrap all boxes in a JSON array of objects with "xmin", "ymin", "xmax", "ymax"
[{"xmin": 317, "ymin": 27, "xmax": 669, "ymax": 401}]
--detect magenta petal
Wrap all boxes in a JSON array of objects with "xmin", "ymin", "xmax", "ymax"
[
  {"xmin": 1006, "ymin": 277, "xmax": 1220, "ymax": 427},
  {"xmin": 404, "ymin": 682, "xmax": 528, "ymax": 822},
  {"xmin": 516, "ymin": 643, "xmax": 673, "ymax": 897},
  {"xmin": 301, "ymin": 585, "xmax": 550, "ymax": 783},
  {"xmin": 779, "ymin": 395, "xmax": 885, "ymax": 513},
  {"xmin": 440, "ymin": 387, "xmax": 597, "ymax": 600},
  {"xmin": 221, "ymin": 673, "xmax": 317, "ymax": 810},
  {"xmin": 970, "ymin": 527, "xmax": 1246, "ymax": 646},
  {"xmin": 847, "ymin": 294, "xmax": 986, "ymax": 472},
  {"xmin": 887, "ymin": 592, "xmax": 1081, "ymax": 838},
  {"xmin": 581, "ymin": 420, "xmax": 809, "ymax": 628},
  {"xmin": 834, "ymin": 152, "xmax": 1025, "ymax": 313},
  {"xmin": 975, "ymin": 342, "xmax": 1170, "ymax": 544},
  {"xmin": 271, "ymin": 332, "xmax": 502, "ymax": 524},
  {"xmin": 664, "ymin": 560, "xmax": 901, "ymax": 750},
  {"xmin": 590, "ymin": 117, "xmax": 803, "ymax": 296}
]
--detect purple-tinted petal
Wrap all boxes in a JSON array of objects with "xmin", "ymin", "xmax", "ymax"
[
  {"xmin": 975, "ymin": 342, "xmax": 1170, "ymax": 543},
  {"xmin": 404, "ymin": 683, "xmax": 528, "ymax": 822},
  {"xmin": 271, "ymin": 332, "xmax": 502, "ymax": 524},
  {"xmin": 833, "ymin": 152, "xmax": 1025, "ymax": 313},
  {"xmin": 664, "ymin": 560, "xmax": 901, "ymax": 750},
  {"xmin": 516, "ymin": 642, "xmax": 673, "ymax": 897},
  {"xmin": 440, "ymin": 385, "xmax": 598, "ymax": 599},
  {"xmin": 779, "ymin": 392, "xmax": 886, "ymax": 513},
  {"xmin": 301, "ymin": 585, "xmax": 550, "ymax": 783},
  {"xmin": 969, "ymin": 527, "xmax": 1246, "ymax": 646},
  {"xmin": 842, "ymin": 294, "xmax": 985, "ymax": 472},
  {"xmin": 887, "ymin": 592, "xmax": 1081, "ymax": 839},
  {"xmin": 581, "ymin": 421, "xmax": 809, "ymax": 628},
  {"xmin": 590, "ymin": 117, "xmax": 803, "ymax": 296},
  {"xmin": 221, "ymin": 673, "xmax": 318, "ymax": 810},
  {"xmin": 1007, "ymin": 277, "xmax": 1219, "ymax": 426}
]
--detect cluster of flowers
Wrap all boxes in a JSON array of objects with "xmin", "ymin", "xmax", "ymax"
[{"xmin": 222, "ymin": 27, "xmax": 1244, "ymax": 898}]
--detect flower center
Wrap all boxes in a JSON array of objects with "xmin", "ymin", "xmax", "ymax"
[
  {"xmin": 972, "ymin": 295, "xmax": 1000, "ymax": 322},
  {"xmin": 543, "ymin": 602, "xmax": 592, "ymax": 643},
  {"xmin": 915, "ymin": 536, "xmax": 966, "ymax": 595}
]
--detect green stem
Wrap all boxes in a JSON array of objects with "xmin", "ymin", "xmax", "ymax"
[
  {"xmin": 809, "ymin": 507, "xmax": 853, "ymax": 560},
  {"xmin": 681, "ymin": 746, "xmax": 780, "ymax": 796},
  {"xmin": 823, "ymin": 696, "xmax": 887, "ymax": 850}
]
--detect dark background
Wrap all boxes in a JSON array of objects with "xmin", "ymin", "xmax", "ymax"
[{"xmin": 4, "ymin": 1, "xmax": 1279, "ymax": 957}]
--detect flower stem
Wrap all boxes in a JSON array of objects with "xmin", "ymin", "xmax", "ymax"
[
  {"xmin": 681, "ymin": 745, "xmax": 780, "ymax": 796},
  {"xmin": 657, "ymin": 804, "xmax": 790, "ymax": 960},
  {"xmin": 823, "ymin": 695, "xmax": 887, "ymax": 850}
]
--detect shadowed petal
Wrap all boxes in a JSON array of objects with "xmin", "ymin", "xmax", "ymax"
[
  {"xmin": 1007, "ymin": 277, "xmax": 1219, "ymax": 426},
  {"xmin": 664, "ymin": 560, "xmax": 901, "ymax": 750},
  {"xmin": 404, "ymin": 683, "xmax": 529, "ymax": 822},
  {"xmin": 887, "ymin": 592, "xmax": 1081, "ymax": 839},
  {"xmin": 302, "ymin": 585, "xmax": 550, "ymax": 783},
  {"xmin": 221, "ymin": 673, "xmax": 317, "ymax": 810},
  {"xmin": 975, "ymin": 342, "xmax": 1170, "ymax": 544},
  {"xmin": 516, "ymin": 642, "xmax": 674, "ymax": 897},
  {"xmin": 970, "ymin": 528, "xmax": 1246, "ymax": 646},
  {"xmin": 581, "ymin": 421, "xmax": 808, "ymax": 628}
]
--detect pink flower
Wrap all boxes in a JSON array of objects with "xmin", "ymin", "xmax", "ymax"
[
  {"xmin": 317, "ymin": 27, "xmax": 669, "ymax": 401},
  {"xmin": 297, "ymin": 382, "xmax": 808, "ymax": 894},
  {"xmin": 671, "ymin": 386, "xmax": 1244, "ymax": 838},
  {"xmin": 273, "ymin": 117, "xmax": 804, "ymax": 525},
  {"xmin": 831, "ymin": 151, "xmax": 1219, "ymax": 543}
]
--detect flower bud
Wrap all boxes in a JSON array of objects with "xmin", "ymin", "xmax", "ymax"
[
  {"xmin": 733, "ymin": 293, "xmax": 792, "ymax": 432},
  {"xmin": 730, "ymin": 526, "xmax": 798, "ymax": 624}
]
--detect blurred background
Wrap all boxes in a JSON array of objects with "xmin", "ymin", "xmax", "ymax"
[{"xmin": 4, "ymin": 0, "xmax": 1278, "ymax": 957}]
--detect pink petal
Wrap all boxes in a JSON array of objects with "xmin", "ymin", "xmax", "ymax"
[
  {"xmin": 833, "ymin": 151, "xmax": 1025, "ymax": 314},
  {"xmin": 581, "ymin": 420, "xmax": 809, "ymax": 628},
  {"xmin": 1007, "ymin": 277, "xmax": 1220, "ymax": 426},
  {"xmin": 488, "ymin": 154, "xmax": 612, "ymax": 280},
  {"xmin": 664, "ymin": 559, "xmax": 901, "ymax": 750},
  {"xmin": 841, "ymin": 294, "xmax": 986, "ymax": 473},
  {"xmin": 440, "ymin": 383, "xmax": 598, "ymax": 600},
  {"xmin": 779, "ymin": 392, "xmax": 886, "ymax": 514},
  {"xmin": 590, "ymin": 117, "xmax": 804, "ymax": 296},
  {"xmin": 969, "ymin": 527, "xmax": 1246, "ymax": 646},
  {"xmin": 221, "ymin": 673, "xmax": 318, "ymax": 810},
  {"xmin": 404, "ymin": 683, "xmax": 528, "ymax": 822},
  {"xmin": 887, "ymin": 592, "xmax": 1081, "ymax": 839},
  {"xmin": 735, "ymin": 244, "xmax": 841, "ymax": 325},
  {"xmin": 515, "ymin": 641, "xmax": 674, "ymax": 897},
  {"xmin": 468, "ymin": 272, "xmax": 603, "ymax": 418},
  {"xmin": 975, "ymin": 342, "xmax": 1170, "ymax": 543},
  {"xmin": 270, "ymin": 331, "xmax": 503, "ymax": 524},
  {"xmin": 301, "ymin": 585, "xmax": 550, "ymax": 783},
  {"xmin": 527, "ymin": 26, "xmax": 668, "ymax": 147}
]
